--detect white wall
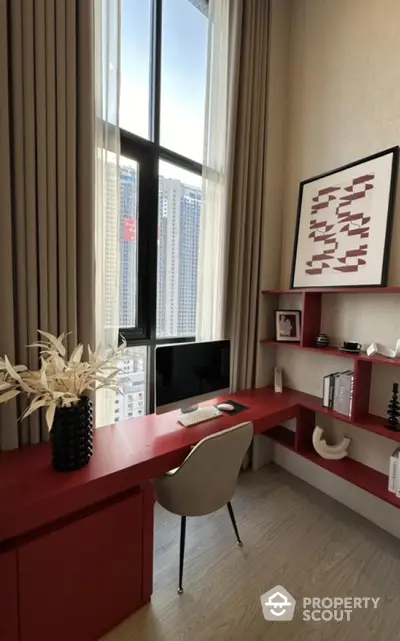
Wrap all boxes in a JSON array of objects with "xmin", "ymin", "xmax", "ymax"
[
  {"xmin": 281, "ymin": 0, "xmax": 400, "ymax": 286},
  {"xmin": 274, "ymin": 0, "xmax": 400, "ymax": 475}
]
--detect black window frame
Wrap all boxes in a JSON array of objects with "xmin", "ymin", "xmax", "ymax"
[{"xmin": 119, "ymin": 0, "xmax": 207, "ymax": 414}]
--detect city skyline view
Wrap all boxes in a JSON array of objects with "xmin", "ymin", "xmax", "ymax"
[{"xmin": 115, "ymin": 160, "xmax": 202, "ymax": 421}]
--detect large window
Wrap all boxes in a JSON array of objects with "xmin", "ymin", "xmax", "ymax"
[
  {"xmin": 116, "ymin": 0, "xmax": 208, "ymax": 419},
  {"xmin": 160, "ymin": 0, "xmax": 208, "ymax": 161}
]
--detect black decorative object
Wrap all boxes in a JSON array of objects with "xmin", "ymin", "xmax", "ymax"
[
  {"xmin": 316, "ymin": 333, "xmax": 330, "ymax": 348},
  {"xmin": 51, "ymin": 397, "xmax": 93, "ymax": 471},
  {"xmin": 387, "ymin": 383, "xmax": 400, "ymax": 431}
]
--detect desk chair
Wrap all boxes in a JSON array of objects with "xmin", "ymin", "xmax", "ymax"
[{"xmin": 154, "ymin": 421, "xmax": 254, "ymax": 594}]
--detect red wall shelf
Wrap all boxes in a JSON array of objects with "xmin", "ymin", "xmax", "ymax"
[
  {"xmin": 260, "ymin": 339, "xmax": 400, "ymax": 367},
  {"xmin": 261, "ymin": 340, "xmax": 355, "ymax": 360},
  {"xmin": 301, "ymin": 450, "xmax": 400, "ymax": 508},
  {"xmin": 260, "ymin": 282, "xmax": 400, "ymax": 504},
  {"xmin": 267, "ymin": 425, "xmax": 296, "ymax": 450},
  {"xmin": 265, "ymin": 420, "xmax": 400, "ymax": 508},
  {"xmin": 273, "ymin": 387, "xmax": 400, "ymax": 442},
  {"xmin": 262, "ymin": 287, "xmax": 400, "ymax": 294},
  {"xmin": 358, "ymin": 353, "xmax": 400, "ymax": 367}
]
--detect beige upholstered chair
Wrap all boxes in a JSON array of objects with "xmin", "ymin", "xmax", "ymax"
[{"xmin": 154, "ymin": 421, "xmax": 254, "ymax": 593}]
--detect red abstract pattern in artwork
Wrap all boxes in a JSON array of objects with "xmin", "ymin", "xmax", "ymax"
[{"xmin": 305, "ymin": 174, "xmax": 375, "ymax": 276}]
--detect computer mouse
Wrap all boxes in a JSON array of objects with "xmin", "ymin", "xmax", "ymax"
[{"xmin": 217, "ymin": 403, "xmax": 235, "ymax": 411}]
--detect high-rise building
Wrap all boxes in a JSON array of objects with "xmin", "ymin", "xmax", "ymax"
[
  {"xmin": 178, "ymin": 185, "xmax": 201, "ymax": 335},
  {"xmin": 157, "ymin": 176, "xmax": 168, "ymax": 336},
  {"xmin": 115, "ymin": 163, "xmax": 145, "ymax": 422},
  {"xmin": 157, "ymin": 178, "xmax": 201, "ymax": 338},
  {"xmin": 114, "ymin": 347, "xmax": 146, "ymax": 422},
  {"xmin": 104, "ymin": 166, "xmax": 119, "ymax": 336},
  {"xmin": 119, "ymin": 165, "xmax": 137, "ymax": 328}
]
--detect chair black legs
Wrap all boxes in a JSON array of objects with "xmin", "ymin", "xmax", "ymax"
[
  {"xmin": 227, "ymin": 501, "xmax": 243, "ymax": 546},
  {"xmin": 178, "ymin": 516, "xmax": 186, "ymax": 594},
  {"xmin": 177, "ymin": 507, "xmax": 241, "ymax": 594}
]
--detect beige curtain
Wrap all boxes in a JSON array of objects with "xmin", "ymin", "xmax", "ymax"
[
  {"xmin": 225, "ymin": 0, "xmax": 270, "ymax": 391},
  {"xmin": 196, "ymin": 0, "xmax": 232, "ymax": 341},
  {"xmin": 94, "ymin": 0, "xmax": 121, "ymax": 428},
  {"xmin": 197, "ymin": 1, "xmax": 243, "ymax": 342},
  {"xmin": 0, "ymin": 0, "xmax": 95, "ymax": 450},
  {"xmin": 199, "ymin": 0, "xmax": 270, "ymax": 391}
]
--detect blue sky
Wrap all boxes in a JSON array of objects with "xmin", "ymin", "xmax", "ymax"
[{"xmin": 120, "ymin": 0, "xmax": 208, "ymax": 168}]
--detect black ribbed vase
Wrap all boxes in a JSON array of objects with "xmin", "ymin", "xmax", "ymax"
[
  {"xmin": 51, "ymin": 397, "xmax": 93, "ymax": 472},
  {"xmin": 316, "ymin": 333, "xmax": 330, "ymax": 348}
]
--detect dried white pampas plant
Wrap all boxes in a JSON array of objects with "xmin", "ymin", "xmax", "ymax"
[{"xmin": 0, "ymin": 331, "xmax": 129, "ymax": 430}]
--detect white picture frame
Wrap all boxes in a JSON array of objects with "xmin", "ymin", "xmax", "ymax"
[{"xmin": 275, "ymin": 310, "xmax": 301, "ymax": 343}]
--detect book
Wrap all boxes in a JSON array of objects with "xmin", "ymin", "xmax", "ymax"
[
  {"xmin": 396, "ymin": 457, "xmax": 400, "ymax": 498},
  {"xmin": 322, "ymin": 374, "xmax": 331, "ymax": 408},
  {"xmin": 343, "ymin": 370, "xmax": 354, "ymax": 417},
  {"xmin": 329, "ymin": 373, "xmax": 338, "ymax": 409},
  {"xmin": 333, "ymin": 370, "xmax": 353, "ymax": 416},
  {"xmin": 348, "ymin": 372, "xmax": 355, "ymax": 417},
  {"xmin": 328, "ymin": 372, "xmax": 340, "ymax": 410},
  {"xmin": 323, "ymin": 371, "xmax": 356, "ymax": 412},
  {"xmin": 390, "ymin": 447, "xmax": 400, "ymax": 494},
  {"xmin": 333, "ymin": 372, "xmax": 345, "ymax": 414}
]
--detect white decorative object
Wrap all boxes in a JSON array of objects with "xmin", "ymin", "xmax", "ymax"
[
  {"xmin": 312, "ymin": 426, "xmax": 351, "ymax": 460},
  {"xmin": 367, "ymin": 342, "xmax": 397, "ymax": 358},
  {"xmin": 274, "ymin": 367, "xmax": 283, "ymax": 393},
  {"xmin": 378, "ymin": 344, "xmax": 396, "ymax": 358}
]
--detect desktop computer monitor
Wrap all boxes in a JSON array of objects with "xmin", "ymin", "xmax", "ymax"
[{"xmin": 155, "ymin": 340, "xmax": 230, "ymax": 414}]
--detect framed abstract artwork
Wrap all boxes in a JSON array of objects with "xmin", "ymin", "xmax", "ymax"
[{"xmin": 291, "ymin": 147, "xmax": 399, "ymax": 289}]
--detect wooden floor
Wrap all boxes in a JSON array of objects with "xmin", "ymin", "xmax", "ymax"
[{"xmin": 102, "ymin": 465, "xmax": 400, "ymax": 641}]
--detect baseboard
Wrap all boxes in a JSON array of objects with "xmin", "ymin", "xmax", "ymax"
[{"xmin": 269, "ymin": 443, "xmax": 400, "ymax": 539}]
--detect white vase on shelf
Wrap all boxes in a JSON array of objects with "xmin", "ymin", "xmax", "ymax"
[{"xmin": 312, "ymin": 426, "xmax": 350, "ymax": 460}]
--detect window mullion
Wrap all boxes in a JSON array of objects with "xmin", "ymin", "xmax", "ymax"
[
  {"xmin": 150, "ymin": 0, "xmax": 162, "ymax": 145},
  {"xmin": 146, "ymin": 153, "xmax": 159, "ymax": 343}
]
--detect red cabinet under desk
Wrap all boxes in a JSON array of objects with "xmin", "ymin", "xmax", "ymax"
[
  {"xmin": 0, "ymin": 549, "xmax": 19, "ymax": 641},
  {"xmin": 18, "ymin": 491, "xmax": 143, "ymax": 641},
  {"xmin": 0, "ymin": 387, "xmax": 293, "ymax": 640}
]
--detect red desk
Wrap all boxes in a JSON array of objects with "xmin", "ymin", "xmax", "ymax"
[{"xmin": 0, "ymin": 387, "xmax": 300, "ymax": 641}]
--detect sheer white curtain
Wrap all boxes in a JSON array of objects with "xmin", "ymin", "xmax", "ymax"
[
  {"xmin": 94, "ymin": 0, "xmax": 121, "ymax": 427},
  {"xmin": 196, "ymin": 0, "xmax": 241, "ymax": 341}
]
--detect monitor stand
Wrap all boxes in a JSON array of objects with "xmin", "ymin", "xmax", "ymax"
[{"xmin": 180, "ymin": 404, "xmax": 199, "ymax": 414}]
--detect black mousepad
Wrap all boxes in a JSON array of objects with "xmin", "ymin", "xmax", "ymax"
[{"xmin": 215, "ymin": 400, "xmax": 249, "ymax": 415}]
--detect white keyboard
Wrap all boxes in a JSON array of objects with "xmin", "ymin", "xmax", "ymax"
[{"xmin": 178, "ymin": 406, "xmax": 222, "ymax": 427}]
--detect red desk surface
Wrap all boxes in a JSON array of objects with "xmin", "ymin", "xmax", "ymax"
[{"xmin": 0, "ymin": 387, "xmax": 301, "ymax": 544}]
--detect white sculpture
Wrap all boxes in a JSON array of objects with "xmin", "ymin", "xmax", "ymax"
[
  {"xmin": 367, "ymin": 340, "xmax": 400, "ymax": 359},
  {"xmin": 312, "ymin": 426, "xmax": 351, "ymax": 460}
]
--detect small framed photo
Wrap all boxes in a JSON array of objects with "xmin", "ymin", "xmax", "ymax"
[{"xmin": 275, "ymin": 310, "xmax": 301, "ymax": 342}]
